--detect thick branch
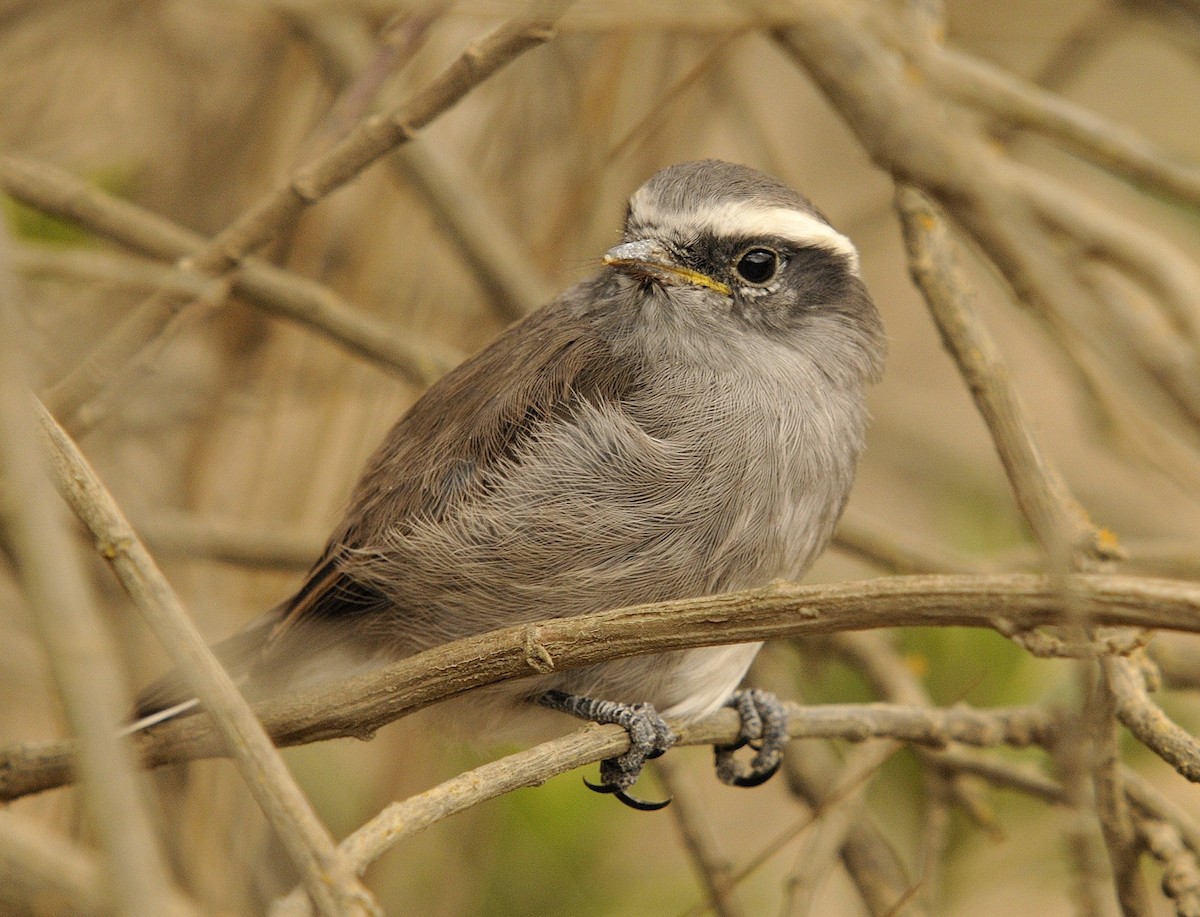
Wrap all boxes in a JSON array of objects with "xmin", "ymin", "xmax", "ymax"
[{"xmin": 2, "ymin": 572, "xmax": 1198, "ymax": 800}]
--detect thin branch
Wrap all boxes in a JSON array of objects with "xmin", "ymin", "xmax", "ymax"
[
  {"xmin": 1102, "ymin": 653, "xmax": 1200, "ymax": 781},
  {"xmin": 41, "ymin": 0, "xmax": 573, "ymax": 434},
  {"xmin": 1057, "ymin": 714, "xmax": 1122, "ymax": 917},
  {"xmin": 1150, "ymin": 634, "xmax": 1200, "ymax": 690},
  {"xmin": 270, "ymin": 702, "xmax": 1030, "ymax": 917},
  {"xmin": 12, "ymin": 243, "xmax": 226, "ymax": 297},
  {"xmin": 826, "ymin": 630, "xmax": 1001, "ymax": 908},
  {"xmin": 1089, "ymin": 671, "xmax": 1153, "ymax": 915},
  {"xmin": 760, "ymin": 644, "xmax": 926, "ymax": 915},
  {"xmin": 1124, "ymin": 767, "xmax": 1200, "ymax": 859},
  {"xmin": 35, "ymin": 405, "xmax": 378, "ymax": 917},
  {"xmin": 291, "ymin": 8, "xmax": 555, "ymax": 321},
  {"xmin": 781, "ymin": 735, "xmax": 922, "ymax": 916},
  {"xmin": 655, "ymin": 754, "xmax": 747, "ymax": 917},
  {"xmin": 392, "ymin": 144, "xmax": 556, "ymax": 320},
  {"xmin": 780, "ymin": 741, "xmax": 902, "ymax": 916},
  {"xmin": 689, "ymin": 740, "xmax": 906, "ymax": 917},
  {"xmin": 832, "ymin": 508, "xmax": 985, "ymax": 575},
  {"xmin": 0, "ymin": 156, "xmax": 462, "ymax": 387},
  {"xmin": 1135, "ymin": 816, "xmax": 1200, "ymax": 917},
  {"xmin": 895, "ymin": 185, "xmax": 1117, "ymax": 567},
  {"xmin": 931, "ymin": 747, "xmax": 1067, "ymax": 806},
  {"xmin": 766, "ymin": 0, "xmax": 1200, "ymax": 496},
  {"xmin": 1024, "ymin": 4, "xmax": 1127, "ymax": 96},
  {"xmin": 924, "ymin": 43, "xmax": 1200, "ymax": 211},
  {"xmin": 0, "ymin": 224, "xmax": 191, "ymax": 917},
  {"xmin": 139, "ymin": 510, "xmax": 323, "ymax": 571}
]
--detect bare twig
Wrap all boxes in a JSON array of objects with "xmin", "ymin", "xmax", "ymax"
[
  {"xmin": 270, "ymin": 702, "xmax": 1016, "ymax": 917},
  {"xmin": 42, "ymin": 0, "xmax": 573, "ymax": 434},
  {"xmin": 895, "ymin": 185, "xmax": 1117, "ymax": 567},
  {"xmin": 781, "ymin": 735, "xmax": 922, "ymax": 916},
  {"xmin": 139, "ymin": 510, "xmax": 323, "ymax": 571},
  {"xmin": 655, "ymin": 754, "xmax": 747, "ymax": 917},
  {"xmin": 12, "ymin": 243, "xmax": 226, "ymax": 297},
  {"xmin": 1088, "ymin": 671, "xmax": 1153, "ymax": 915},
  {"xmin": 923, "ymin": 43, "xmax": 1200, "ymax": 211},
  {"xmin": 1102, "ymin": 653, "xmax": 1200, "ymax": 781},
  {"xmin": 825, "ymin": 631, "xmax": 996, "ymax": 909},
  {"xmin": 780, "ymin": 741, "xmax": 902, "ymax": 916},
  {"xmin": 759, "ymin": 645, "xmax": 924, "ymax": 916},
  {"xmin": 0, "ymin": 224, "xmax": 191, "ymax": 917},
  {"xmin": 832, "ymin": 508, "xmax": 985, "ymax": 575},
  {"xmin": 35, "ymin": 405, "xmax": 378, "ymax": 917},
  {"xmin": 0, "ymin": 156, "xmax": 462, "ymax": 386},
  {"xmin": 766, "ymin": 0, "xmax": 1200, "ymax": 502},
  {"xmin": 392, "ymin": 144, "xmax": 556, "ymax": 320},
  {"xmin": 931, "ymin": 748, "xmax": 1066, "ymax": 806},
  {"xmin": 1124, "ymin": 767, "xmax": 1200, "ymax": 860},
  {"xmin": 291, "ymin": 7, "xmax": 555, "ymax": 321},
  {"xmin": 1136, "ymin": 817, "xmax": 1200, "ymax": 917}
]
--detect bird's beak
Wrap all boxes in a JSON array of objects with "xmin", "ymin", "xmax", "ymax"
[{"xmin": 603, "ymin": 239, "xmax": 731, "ymax": 296}]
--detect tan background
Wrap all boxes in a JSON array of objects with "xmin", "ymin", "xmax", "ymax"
[{"xmin": 2, "ymin": 1, "xmax": 1199, "ymax": 914}]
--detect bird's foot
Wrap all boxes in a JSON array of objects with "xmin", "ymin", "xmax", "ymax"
[
  {"xmin": 537, "ymin": 689, "xmax": 676, "ymax": 810},
  {"xmin": 714, "ymin": 688, "xmax": 788, "ymax": 788}
]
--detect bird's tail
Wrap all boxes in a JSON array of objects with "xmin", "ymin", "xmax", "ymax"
[{"xmin": 124, "ymin": 615, "xmax": 278, "ymax": 734}]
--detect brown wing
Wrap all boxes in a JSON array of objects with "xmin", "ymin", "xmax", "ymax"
[
  {"xmin": 261, "ymin": 282, "xmax": 640, "ymax": 661},
  {"xmin": 130, "ymin": 282, "xmax": 641, "ymax": 718}
]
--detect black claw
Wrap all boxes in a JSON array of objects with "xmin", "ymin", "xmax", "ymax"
[
  {"xmin": 615, "ymin": 789, "xmax": 672, "ymax": 811},
  {"xmin": 583, "ymin": 776, "xmax": 671, "ymax": 810},
  {"xmin": 583, "ymin": 776, "xmax": 621, "ymax": 794},
  {"xmin": 714, "ymin": 688, "xmax": 789, "ymax": 789},
  {"xmin": 537, "ymin": 689, "xmax": 677, "ymax": 810}
]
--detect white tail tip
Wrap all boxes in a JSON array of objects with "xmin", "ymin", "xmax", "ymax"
[{"xmin": 120, "ymin": 697, "xmax": 200, "ymax": 736}]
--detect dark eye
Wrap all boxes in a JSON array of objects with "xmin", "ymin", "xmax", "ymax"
[{"xmin": 735, "ymin": 248, "xmax": 779, "ymax": 284}]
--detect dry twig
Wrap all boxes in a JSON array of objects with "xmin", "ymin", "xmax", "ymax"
[
  {"xmin": 40, "ymin": 0, "xmax": 572, "ymax": 434},
  {"xmin": 0, "ymin": 221, "xmax": 192, "ymax": 917},
  {"xmin": 0, "ymin": 156, "xmax": 461, "ymax": 387},
  {"xmin": 35, "ymin": 405, "xmax": 379, "ymax": 916}
]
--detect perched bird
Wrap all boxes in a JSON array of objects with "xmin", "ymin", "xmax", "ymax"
[{"xmin": 136, "ymin": 159, "xmax": 885, "ymax": 809}]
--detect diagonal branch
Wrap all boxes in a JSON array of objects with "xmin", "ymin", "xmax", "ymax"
[
  {"xmin": 0, "ymin": 156, "xmax": 461, "ymax": 386},
  {"xmin": 41, "ymin": 0, "xmax": 573, "ymax": 433},
  {"xmin": 268, "ymin": 700, "xmax": 1052, "ymax": 917},
  {"xmin": 35, "ymin": 404, "xmax": 378, "ymax": 917},
  {"xmin": 924, "ymin": 43, "xmax": 1200, "ymax": 211},
  {"xmin": 0, "ymin": 209, "xmax": 194, "ymax": 917},
  {"xmin": 895, "ymin": 186, "xmax": 1117, "ymax": 567}
]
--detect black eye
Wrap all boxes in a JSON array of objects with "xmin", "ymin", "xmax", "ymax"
[{"xmin": 735, "ymin": 248, "xmax": 779, "ymax": 284}]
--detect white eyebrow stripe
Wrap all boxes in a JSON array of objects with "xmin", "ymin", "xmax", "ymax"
[{"xmin": 629, "ymin": 195, "xmax": 860, "ymax": 273}]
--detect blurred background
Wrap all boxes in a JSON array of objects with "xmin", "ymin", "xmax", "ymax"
[{"xmin": 2, "ymin": 1, "xmax": 1200, "ymax": 914}]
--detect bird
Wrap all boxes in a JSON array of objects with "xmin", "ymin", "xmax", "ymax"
[{"xmin": 135, "ymin": 159, "xmax": 885, "ymax": 809}]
